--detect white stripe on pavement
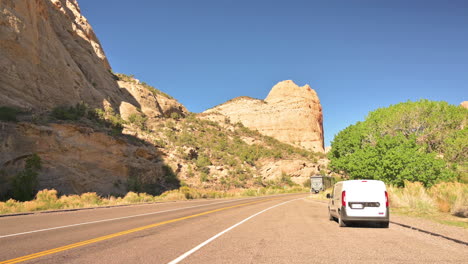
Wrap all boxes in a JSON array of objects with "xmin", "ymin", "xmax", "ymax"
[
  {"xmin": 168, "ymin": 197, "xmax": 303, "ymax": 264},
  {"xmin": 0, "ymin": 195, "xmax": 290, "ymax": 239}
]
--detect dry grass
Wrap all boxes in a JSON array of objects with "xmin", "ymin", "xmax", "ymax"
[
  {"xmin": 0, "ymin": 186, "xmax": 308, "ymax": 215},
  {"xmin": 388, "ymin": 181, "xmax": 468, "ymax": 218}
]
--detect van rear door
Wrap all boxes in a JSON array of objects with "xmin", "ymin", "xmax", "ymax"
[{"xmin": 345, "ymin": 181, "xmax": 387, "ymax": 218}]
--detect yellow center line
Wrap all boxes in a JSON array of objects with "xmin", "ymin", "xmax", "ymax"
[{"xmin": 0, "ymin": 197, "xmax": 281, "ymax": 264}]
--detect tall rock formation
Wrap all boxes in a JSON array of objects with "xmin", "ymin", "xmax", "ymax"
[
  {"xmin": 461, "ymin": 101, "xmax": 468, "ymax": 109},
  {"xmin": 0, "ymin": 0, "xmax": 187, "ymax": 116},
  {"xmin": 0, "ymin": 0, "xmax": 188, "ymax": 196},
  {"xmin": 203, "ymin": 80, "xmax": 324, "ymax": 152},
  {"xmin": 0, "ymin": 0, "xmax": 137, "ymax": 110}
]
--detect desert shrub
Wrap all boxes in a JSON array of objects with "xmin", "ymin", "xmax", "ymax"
[
  {"xmin": 303, "ymin": 178, "xmax": 311, "ymax": 188},
  {"xmin": 35, "ymin": 189, "xmax": 61, "ymax": 209},
  {"xmin": 12, "ymin": 154, "xmax": 42, "ymax": 201},
  {"xmin": 0, "ymin": 106, "xmax": 21, "ymax": 122},
  {"xmin": 88, "ymin": 107, "xmax": 126, "ymax": 135},
  {"xmin": 162, "ymin": 165, "xmax": 180, "ymax": 188},
  {"xmin": 51, "ymin": 102, "xmax": 87, "ymax": 120},
  {"xmin": 170, "ymin": 112, "xmax": 181, "ymax": 120},
  {"xmin": 428, "ymin": 182, "xmax": 468, "ymax": 217},
  {"xmin": 159, "ymin": 190, "xmax": 187, "ymax": 201},
  {"xmin": 128, "ymin": 113, "xmax": 148, "ymax": 130},
  {"xmin": 388, "ymin": 181, "xmax": 468, "ymax": 217},
  {"xmin": 127, "ymin": 175, "xmax": 142, "ymax": 193},
  {"xmin": 179, "ymin": 186, "xmax": 201, "ymax": 199},
  {"xmin": 242, "ymin": 189, "xmax": 257, "ymax": 196},
  {"xmin": 280, "ymin": 172, "xmax": 295, "ymax": 186},
  {"xmin": 200, "ymin": 172, "xmax": 209, "ymax": 183},
  {"xmin": 196, "ymin": 154, "xmax": 212, "ymax": 168},
  {"xmin": 388, "ymin": 182, "xmax": 436, "ymax": 212},
  {"xmin": 79, "ymin": 192, "xmax": 101, "ymax": 206}
]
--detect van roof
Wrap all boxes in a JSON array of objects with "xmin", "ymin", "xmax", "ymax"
[{"xmin": 336, "ymin": 180, "xmax": 386, "ymax": 187}]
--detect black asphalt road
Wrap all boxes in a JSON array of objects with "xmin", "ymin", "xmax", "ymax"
[{"xmin": 0, "ymin": 194, "xmax": 466, "ymax": 263}]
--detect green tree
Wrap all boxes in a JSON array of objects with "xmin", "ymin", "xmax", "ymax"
[
  {"xmin": 329, "ymin": 100, "xmax": 464, "ymax": 187},
  {"xmin": 12, "ymin": 154, "xmax": 42, "ymax": 201}
]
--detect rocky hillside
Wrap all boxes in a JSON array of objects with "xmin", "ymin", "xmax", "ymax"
[
  {"xmin": 0, "ymin": 0, "xmax": 328, "ymax": 200},
  {"xmin": 203, "ymin": 80, "xmax": 324, "ymax": 152}
]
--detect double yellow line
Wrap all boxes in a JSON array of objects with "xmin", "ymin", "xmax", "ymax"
[{"xmin": 1, "ymin": 197, "xmax": 279, "ymax": 264}]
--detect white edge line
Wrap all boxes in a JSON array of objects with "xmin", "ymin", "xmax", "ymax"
[
  {"xmin": 0, "ymin": 193, "xmax": 298, "ymax": 239},
  {"xmin": 168, "ymin": 197, "xmax": 303, "ymax": 264}
]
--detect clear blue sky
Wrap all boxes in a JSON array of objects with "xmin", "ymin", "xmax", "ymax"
[{"xmin": 79, "ymin": 0, "xmax": 467, "ymax": 147}]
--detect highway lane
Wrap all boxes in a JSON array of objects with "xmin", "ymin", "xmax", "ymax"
[
  {"xmin": 1, "ymin": 193, "xmax": 467, "ymax": 263},
  {"xmin": 0, "ymin": 194, "xmax": 305, "ymax": 263}
]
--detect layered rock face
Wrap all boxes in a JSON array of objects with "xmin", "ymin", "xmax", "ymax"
[
  {"xmin": 0, "ymin": 122, "xmax": 172, "ymax": 196},
  {"xmin": 203, "ymin": 80, "xmax": 324, "ymax": 152},
  {"xmin": 117, "ymin": 79, "xmax": 188, "ymax": 121},
  {"xmin": 461, "ymin": 101, "xmax": 468, "ymax": 109},
  {"xmin": 0, "ymin": 0, "xmax": 136, "ymax": 110},
  {"xmin": 0, "ymin": 1, "xmax": 189, "ymax": 196}
]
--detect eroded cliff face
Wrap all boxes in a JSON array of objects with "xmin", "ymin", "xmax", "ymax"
[
  {"xmin": 0, "ymin": 1, "xmax": 327, "ymax": 197},
  {"xmin": 117, "ymin": 79, "xmax": 188, "ymax": 121},
  {"xmin": 0, "ymin": 0, "xmax": 136, "ymax": 110},
  {"xmin": 203, "ymin": 80, "xmax": 324, "ymax": 152},
  {"xmin": 461, "ymin": 101, "xmax": 468, "ymax": 109},
  {"xmin": 0, "ymin": 122, "xmax": 175, "ymax": 196}
]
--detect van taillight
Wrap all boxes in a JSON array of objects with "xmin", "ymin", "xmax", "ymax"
[
  {"xmin": 342, "ymin": 191, "xmax": 346, "ymax": 207},
  {"xmin": 385, "ymin": 191, "xmax": 389, "ymax": 207}
]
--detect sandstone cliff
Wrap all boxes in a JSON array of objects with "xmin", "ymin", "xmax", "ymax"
[
  {"xmin": 0, "ymin": 0, "xmax": 136, "ymax": 110},
  {"xmin": 203, "ymin": 80, "xmax": 324, "ymax": 152},
  {"xmin": 116, "ymin": 75, "xmax": 188, "ymax": 121},
  {"xmin": 461, "ymin": 101, "xmax": 468, "ymax": 109},
  {"xmin": 0, "ymin": 0, "xmax": 188, "ymax": 197},
  {"xmin": 0, "ymin": 122, "xmax": 177, "ymax": 196},
  {"xmin": 0, "ymin": 1, "xmax": 327, "ymax": 199}
]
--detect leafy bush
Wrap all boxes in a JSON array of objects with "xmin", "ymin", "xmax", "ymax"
[
  {"xmin": 128, "ymin": 113, "xmax": 148, "ymax": 130},
  {"xmin": 170, "ymin": 112, "xmax": 181, "ymax": 120},
  {"xmin": 88, "ymin": 107, "xmax": 126, "ymax": 135},
  {"xmin": 329, "ymin": 100, "xmax": 465, "ymax": 187},
  {"xmin": 12, "ymin": 154, "xmax": 42, "ymax": 201},
  {"xmin": 0, "ymin": 106, "xmax": 20, "ymax": 122},
  {"xmin": 51, "ymin": 102, "xmax": 87, "ymax": 120}
]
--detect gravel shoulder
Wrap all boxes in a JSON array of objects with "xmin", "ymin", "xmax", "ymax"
[
  {"xmin": 391, "ymin": 214, "xmax": 467, "ymax": 244},
  {"xmin": 307, "ymin": 195, "xmax": 467, "ymax": 245}
]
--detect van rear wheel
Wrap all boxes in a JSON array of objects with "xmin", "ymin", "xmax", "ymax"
[
  {"xmin": 379, "ymin": 222, "xmax": 389, "ymax": 228},
  {"xmin": 338, "ymin": 216, "xmax": 347, "ymax": 227}
]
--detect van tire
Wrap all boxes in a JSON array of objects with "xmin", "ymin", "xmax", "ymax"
[
  {"xmin": 328, "ymin": 209, "xmax": 334, "ymax": 221},
  {"xmin": 379, "ymin": 222, "xmax": 389, "ymax": 228},
  {"xmin": 338, "ymin": 216, "xmax": 346, "ymax": 227}
]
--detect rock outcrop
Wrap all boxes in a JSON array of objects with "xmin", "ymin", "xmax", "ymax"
[
  {"xmin": 203, "ymin": 80, "xmax": 324, "ymax": 152},
  {"xmin": 0, "ymin": 0, "xmax": 187, "ymax": 118},
  {"xmin": 0, "ymin": 122, "xmax": 175, "ymax": 196},
  {"xmin": 461, "ymin": 101, "xmax": 468, "ymax": 109},
  {"xmin": 258, "ymin": 158, "xmax": 329, "ymax": 184},
  {"xmin": 117, "ymin": 78, "xmax": 188, "ymax": 120},
  {"xmin": 0, "ymin": 0, "xmax": 136, "ymax": 110}
]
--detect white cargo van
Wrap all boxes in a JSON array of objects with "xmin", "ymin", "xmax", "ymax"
[{"xmin": 327, "ymin": 180, "xmax": 389, "ymax": 228}]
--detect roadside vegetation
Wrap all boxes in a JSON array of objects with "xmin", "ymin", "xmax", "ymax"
[
  {"xmin": 326, "ymin": 100, "xmax": 467, "ymax": 225},
  {"xmin": 0, "ymin": 186, "xmax": 308, "ymax": 215},
  {"xmin": 1, "ymin": 98, "xmax": 319, "ymax": 211},
  {"xmin": 329, "ymin": 100, "xmax": 467, "ymax": 187},
  {"xmin": 0, "ymin": 106, "xmax": 22, "ymax": 122},
  {"xmin": 151, "ymin": 113, "xmax": 325, "ymax": 190},
  {"xmin": 388, "ymin": 181, "xmax": 467, "ymax": 227}
]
